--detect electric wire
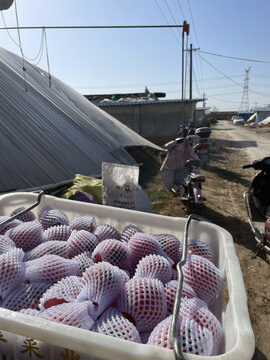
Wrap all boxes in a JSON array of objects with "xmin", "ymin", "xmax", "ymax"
[
  {"xmin": 164, "ymin": 0, "xmax": 179, "ymax": 27},
  {"xmin": 175, "ymin": 0, "xmax": 185, "ymax": 18},
  {"xmin": 14, "ymin": 0, "xmax": 27, "ymax": 91},
  {"xmin": 1, "ymin": 11, "xmax": 20, "ymax": 47},
  {"xmin": 1, "ymin": 11, "xmax": 47, "ymax": 64},
  {"xmin": 197, "ymin": 52, "xmax": 270, "ymax": 98},
  {"xmin": 154, "ymin": 0, "xmax": 181, "ymax": 46},
  {"xmin": 198, "ymin": 50, "xmax": 270, "ymax": 64},
  {"xmin": 186, "ymin": 0, "xmax": 200, "ymax": 48},
  {"xmin": 43, "ymin": 28, "xmax": 51, "ymax": 86},
  {"xmin": 185, "ymin": 0, "xmax": 206, "ymax": 97}
]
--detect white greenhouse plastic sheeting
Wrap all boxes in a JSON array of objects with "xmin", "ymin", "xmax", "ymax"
[{"xmin": 0, "ymin": 47, "xmax": 161, "ymax": 193}]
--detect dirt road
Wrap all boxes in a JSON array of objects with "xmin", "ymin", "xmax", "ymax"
[
  {"xmin": 201, "ymin": 120, "xmax": 270, "ymax": 360},
  {"xmin": 212, "ymin": 120, "xmax": 270, "ymax": 159}
]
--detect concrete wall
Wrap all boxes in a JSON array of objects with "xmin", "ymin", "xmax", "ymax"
[{"xmin": 97, "ymin": 101, "xmax": 196, "ymax": 138}]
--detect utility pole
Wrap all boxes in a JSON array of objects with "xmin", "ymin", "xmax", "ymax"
[
  {"xmin": 189, "ymin": 43, "xmax": 192, "ymax": 99},
  {"xmin": 184, "ymin": 45, "xmax": 199, "ymax": 100},
  {"xmin": 182, "ymin": 21, "xmax": 190, "ymax": 100}
]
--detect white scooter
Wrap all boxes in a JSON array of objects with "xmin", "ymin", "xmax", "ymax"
[{"xmin": 160, "ymin": 137, "xmax": 206, "ymax": 210}]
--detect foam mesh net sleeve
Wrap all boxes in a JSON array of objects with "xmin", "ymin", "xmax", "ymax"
[
  {"xmin": 24, "ymin": 254, "xmax": 80, "ymax": 283},
  {"xmin": 116, "ymin": 277, "xmax": 167, "ymax": 332},
  {"xmin": 91, "ymin": 239, "xmax": 131, "ymax": 270},
  {"xmin": 147, "ymin": 314, "xmax": 214, "ymax": 356},
  {"xmin": 133, "ymin": 254, "xmax": 172, "ymax": 284},
  {"xmin": 95, "ymin": 306, "xmax": 141, "ymax": 343},
  {"xmin": 39, "ymin": 275, "xmax": 84, "ymax": 310},
  {"xmin": 77, "ymin": 261, "xmax": 124, "ymax": 318}
]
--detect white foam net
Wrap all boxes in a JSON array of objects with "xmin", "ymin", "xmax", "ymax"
[
  {"xmin": 0, "ymin": 235, "xmax": 16, "ymax": 255},
  {"xmin": 164, "ymin": 280, "xmax": 197, "ymax": 313},
  {"xmin": 39, "ymin": 301, "xmax": 95, "ymax": 330},
  {"xmin": 93, "ymin": 224, "xmax": 121, "ymax": 242},
  {"xmin": 24, "ymin": 241, "xmax": 69, "ymax": 261},
  {"xmin": 24, "ymin": 255, "xmax": 79, "ymax": 283},
  {"xmin": 182, "ymin": 254, "xmax": 225, "ymax": 304},
  {"xmin": 10, "ymin": 207, "xmax": 36, "ymax": 222},
  {"xmin": 179, "ymin": 237, "xmax": 215, "ymax": 263},
  {"xmin": 5, "ymin": 221, "xmax": 43, "ymax": 252},
  {"xmin": 154, "ymin": 234, "xmax": 181, "ymax": 264},
  {"xmin": 69, "ymin": 215, "xmax": 97, "ymax": 232},
  {"xmin": 39, "ymin": 275, "xmax": 84, "ymax": 310},
  {"xmin": 134, "ymin": 254, "xmax": 172, "ymax": 284},
  {"xmin": 20, "ymin": 308, "xmax": 40, "ymax": 317},
  {"xmin": 0, "ymin": 248, "xmax": 25, "ymax": 298},
  {"xmin": 127, "ymin": 233, "xmax": 173, "ymax": 268},
  {"xmin": 180, "ymin": 296, "xmax": 223, "ymax": 355},
  {"xmin": 92, "ymin": 239, "xmax": 130, "ymax": 270},
  {"xmin": 147, "ymin": 314, "xmax": 214, "ymax": 356},
  {"xmin": 95, "ymin": 306, "xmax": 141, "ymax": 343},
  {"xmin": 72, "ymin": 252, "xmax": 95, "ymax": 276},
  {"xmin": 1, "ymin": 282, "xmax": 52, "ymax": 311},
  {"xmin": 77, "ymin": 262, "xmax": 124, "ymax": 318},
  {"xmin": 42, "ymin": 225, "xmax": 71, "ymax": 242},
  {"xmin": 116, "ymin": 277, "xmax": 167, "ymax": 332},
  {"xmin": 39, "ymin": 208, "xmax": 69, "ymax": 230},
  {"xmin": 121, "ymin": 224, "xmax": 143, "ymax": 243},
  {"xmin": 67, "ymin": 230, "xmax": 99, "ymax": 258},
  {"xmin": 0, "ymin": 216, "xmax": 21, "ymax": 235}
]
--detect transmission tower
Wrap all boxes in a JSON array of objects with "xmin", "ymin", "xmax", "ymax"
[{"xmin": 239, "ymin": 67, "xmax": 251, "ymax": 111}]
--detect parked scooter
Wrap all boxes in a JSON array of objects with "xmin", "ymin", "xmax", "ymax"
[
  {"xmin": 242, "ymin": 157, "xmax": 270, "ymax": 263},
  {"xmin": 160, "ymin": 137, "xmax": 206, "ymax": 211},
  {"xmin": 192, "ymin": 127, "xmax": 211, "ymax": 169}
]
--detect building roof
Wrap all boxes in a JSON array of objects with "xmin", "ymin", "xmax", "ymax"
[{"xmin": 95, "ymin": 98, "xmax": 204, "ymax": 107}]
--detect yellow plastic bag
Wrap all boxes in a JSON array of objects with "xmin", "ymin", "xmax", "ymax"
[{"xmin": 61, "ymin": 174, "xmax": 103, "ymax": 204}]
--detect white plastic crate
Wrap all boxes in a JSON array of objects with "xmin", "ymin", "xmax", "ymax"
[{"xmin": 0, "ymin": 191, "xmax": 255, "ymax": 360}]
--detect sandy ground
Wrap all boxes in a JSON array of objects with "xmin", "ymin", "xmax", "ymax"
[{"xmin": 198, "ymin": 121, "xmax": 270, "ymax": 360}]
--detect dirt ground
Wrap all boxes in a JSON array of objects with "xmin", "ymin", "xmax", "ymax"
[{"xmin": 182, "ymin": 123, "xmax": 270, "ymax": 360}]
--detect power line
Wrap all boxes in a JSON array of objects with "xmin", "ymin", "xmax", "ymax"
[
  {"xmin": 175, "ymin": 0, "xmax": 185, "ymax": 19},
  {"xmin": 198, "ymin": 50, "xmax": 270, "ymax": 64},
  {"xmin": 187, "ymin": 0, "xmax": 200, "ymax": 47},
  {"xmin": 163, "ymin": 0, "xmax": 179, "ymax": 26},
  {"xmin": 196, "ymin": 52, "xmax": 243, "ymax": 87},
  {"xmin": 197, "ymin": 52, "xmax": 270, "ymax": 98},
  {"xmin": 153, "ymin": 0, "xmax": 181, "ymax": 45}
]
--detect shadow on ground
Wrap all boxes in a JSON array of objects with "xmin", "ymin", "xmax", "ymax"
[
  {"xmin": 253, "ymin": 347, "xmax": 268, "ymax": 360},
  {"xmin": 214, "ymin": 139, "xmax": 258, "ymax": 149},
  {"xmin": 186, "ymin": 203, "xmax": 267, "ymax": 262},
  {"xmin": 205, "ymin": 163, "xmax": 250, "ymax": 188}
]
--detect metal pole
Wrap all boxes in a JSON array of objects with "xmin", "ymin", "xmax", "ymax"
[
  {"xmin": 182, "ymin": 30, "xmax": 184, "ymax": 100},
  {"xmin": 189, "ymin": 43, "xmax": 192, "ymax": 100},
  {"xmin": 0, "ymin": 24, "xmax": 183, "ymax": 31}
]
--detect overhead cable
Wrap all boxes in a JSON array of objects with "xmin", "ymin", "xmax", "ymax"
[
  {"xmin": 197, "ymin": 52, "xmax": 270, "ymax": 98},
  {"xmin": 196, "ymin": 52, "xmax": 243, "ymax": 87},
  {"xmin": 154, "ymin": 0, "xmax": 181, "ymax": 45},
  {"xmin": 198, "ymin": 50, "xmax": 270, "ymax": 64},
  {"xmin": 14, "ymin": 0, "xmax": 27, "ymax": 91}
]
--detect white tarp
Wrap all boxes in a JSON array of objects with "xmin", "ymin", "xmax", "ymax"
[{"xmin": 0, "ymin": 47, "xmax": 161, "ymax": 193}]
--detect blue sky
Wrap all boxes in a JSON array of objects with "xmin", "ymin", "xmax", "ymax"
[{"xmin": 1, "ymin": 0, "xmax": 270, "ymax": 111}]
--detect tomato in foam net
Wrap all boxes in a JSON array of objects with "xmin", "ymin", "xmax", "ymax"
[{"xmin": 0, "ymin": 205, "xmax": 225, "ymax": 356}]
